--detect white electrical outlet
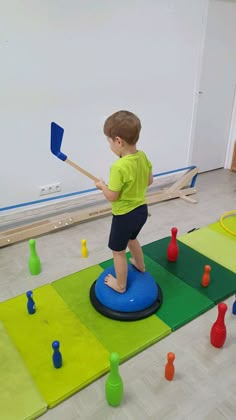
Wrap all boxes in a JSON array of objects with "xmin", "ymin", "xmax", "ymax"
[{"xmin": 39, "ymin": 183, "xmax": 61, "ymax": 196}]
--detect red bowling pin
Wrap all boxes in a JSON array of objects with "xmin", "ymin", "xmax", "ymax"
[
  {"xmin": 201, "ymin": 265, "xmax": 211, "ymax": 287},
  {"xmin": 210, "ymin": 302, "xmax": 227, "ymax": 348},
  {"xmin": 167, "ymin": 227, "xmax": 179, "ymax": 262},
  {"xmin": 165, "ymin": 352, "xmax": 175, "ymax": 381}
]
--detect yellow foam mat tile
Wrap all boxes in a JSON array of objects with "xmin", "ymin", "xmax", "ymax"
[{"xmin": 0, "ymin": 321, "xmax": 47, "ymax": 420}]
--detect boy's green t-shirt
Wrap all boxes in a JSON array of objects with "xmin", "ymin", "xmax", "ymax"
[{"xmin": 108, "ymin": 150, "xmax": 152, "ymax": 215}]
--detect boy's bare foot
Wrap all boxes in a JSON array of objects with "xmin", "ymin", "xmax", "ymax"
[
  {"xmin": 129, "ymin": 258, "xmax": 145, "ymax": 273},
  {"xmin": 104, "ymin": 274, "xmax": 126, "ymax": 293}
]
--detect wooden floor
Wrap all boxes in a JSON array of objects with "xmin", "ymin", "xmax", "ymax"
[{"xmin": 1, "ymin": 169, "xmax": 236, "ymax": 420}]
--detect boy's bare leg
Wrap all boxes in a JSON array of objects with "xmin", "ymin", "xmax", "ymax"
[
  {"xmin": 104, "ymin": 250, "xmax": 127, "ymax": 293},
  {"xmin": 128, "ymin": 239, "xmax": 145, "ymax": 272}
]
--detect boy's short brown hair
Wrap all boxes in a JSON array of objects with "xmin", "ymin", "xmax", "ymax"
[{"xmin": 104, "ymin": 110, "xmax": 141, "ymax": 145}]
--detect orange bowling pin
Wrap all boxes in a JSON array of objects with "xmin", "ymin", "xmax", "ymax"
[
  {"xmin": 165, "ymin": 352, "xmax": 175, "ymax": 381},
  {"xmin": 201, "ymin": 265, "xmax": 211, "ymax": 287}
]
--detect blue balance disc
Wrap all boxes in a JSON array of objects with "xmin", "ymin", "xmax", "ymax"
[{"xmin": 90, "ymin": 265, "xmax": 163, "ymax": 321}]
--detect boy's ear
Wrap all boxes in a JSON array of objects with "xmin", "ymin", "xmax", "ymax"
[{"xmin": 115, "ymin": 136, "xmax": 123, "ymax": 146}]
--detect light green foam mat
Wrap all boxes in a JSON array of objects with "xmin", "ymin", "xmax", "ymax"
[
  {"xmin": 0, "ymin": 284, "xmax": 110, "ymax": 408},
  {"xmin": 0, "ymin": 321, "xmax": 47, "ymax": 420},
  {"xmin": 179, "ymin": 227, "xmax": 236, "ymax": 273},
  {"xmin": 52, "ymin": 265, "xmax": 171, "ymax": 361},
  {"xmin": 208, "ymin": 220, "xmax": 236, "ymax": 241}
]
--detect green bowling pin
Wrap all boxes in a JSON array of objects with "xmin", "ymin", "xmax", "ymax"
[
  {"xmin": 28, "ymin": 239, "xmax": 41, "ymax": 275},
  {"xmin": 105, "ymin": 352, "xmax": 123, "ymax": 406}
]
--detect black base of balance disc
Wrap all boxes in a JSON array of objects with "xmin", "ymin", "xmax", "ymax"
[{"xmin": 90, "ymin": 281, "xmax": 163, "ymax": 321}]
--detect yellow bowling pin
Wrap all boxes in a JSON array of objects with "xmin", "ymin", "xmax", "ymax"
[{"xmin": 81, "ymin": 239, "xmax": 88, "ymax": 258}]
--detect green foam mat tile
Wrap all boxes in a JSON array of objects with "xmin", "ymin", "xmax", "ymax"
[
  {"xmin": 52, "ymin": 265, "xmax": 171, "ymax": 361},
  {"xmin": 143, "ymin": 255, "xmax": 214, "ymax": 330},
  {"xmin": 179, "ymin": 227, "xmax": 236, "ymax": 273},
  {"xmin": 142, "ymin": 237, "xmax": 236, "ymax": 303},
  {"xmin": 0, "ymin": 321, "xmax": 47, "ymax": 420},
  {"xmin": 97, "ymin": 256, "xmax": 214, "ymax": 330},
  {"xmin": 0, "ymin": 284, "xmax": 110, "ymax": 408},
  {"xmin": 208, "ymin": 221, "xmax": 236, "ymax": 241}
]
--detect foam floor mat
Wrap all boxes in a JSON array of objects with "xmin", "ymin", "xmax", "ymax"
[
  {"xmin": 1, "ymin": 221, "xmax": 236, "ymax": 419},
  {"xmin": 52, "ymin": 265, "xmax": 171, "ymax": 361},
  {"xmin": 0, "ymin": 284, "xmax": 110, "ymax": 408},
  {"xmin": 208, "ymin": 220, "xmax": 236, "ymax": 241},
  {"xmin": 179, "ymin": 227, "xmax": 236, "ymax": 273},
  {"xmin": 143, "ymin": 237, "xmax": 236, "ymax": 302},
  {"xmin": 143, "ymin": 255, "xmax": 214, "ymax": 330},
  {"xmin": 0, "ymin": 321, "xmax": 47, "ymax": 420}
]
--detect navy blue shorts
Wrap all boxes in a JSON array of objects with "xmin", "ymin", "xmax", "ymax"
[{"xmin": 108, "ymin": 204, "xmax": 148, "ymax": 251}]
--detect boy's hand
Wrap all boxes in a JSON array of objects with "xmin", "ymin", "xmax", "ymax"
[
  {"xmin": 95, "ymin": 178, "xmax": 119, "ymax": 202},
  {"xmin": 95, "ymin": 178, "xmax": 106, "ymax": 190}
]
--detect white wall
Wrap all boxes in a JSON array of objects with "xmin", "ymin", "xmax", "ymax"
[
  {"xmin": 0, "ymin": 0, "xmax": 208, "ymax": 211},
  {"xmin": 189, "ymin": 0, "xmax": 236, "ymax": 172}
]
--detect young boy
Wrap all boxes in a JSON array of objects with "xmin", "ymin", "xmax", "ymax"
[{"xmin": 95, "ymin": 110, "xmax": 153, "ymax": 293}]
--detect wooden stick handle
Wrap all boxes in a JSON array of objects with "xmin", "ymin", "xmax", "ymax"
[{"xmin": 66, "ymin": 158, "xmax": 99, "ymax": 182}]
